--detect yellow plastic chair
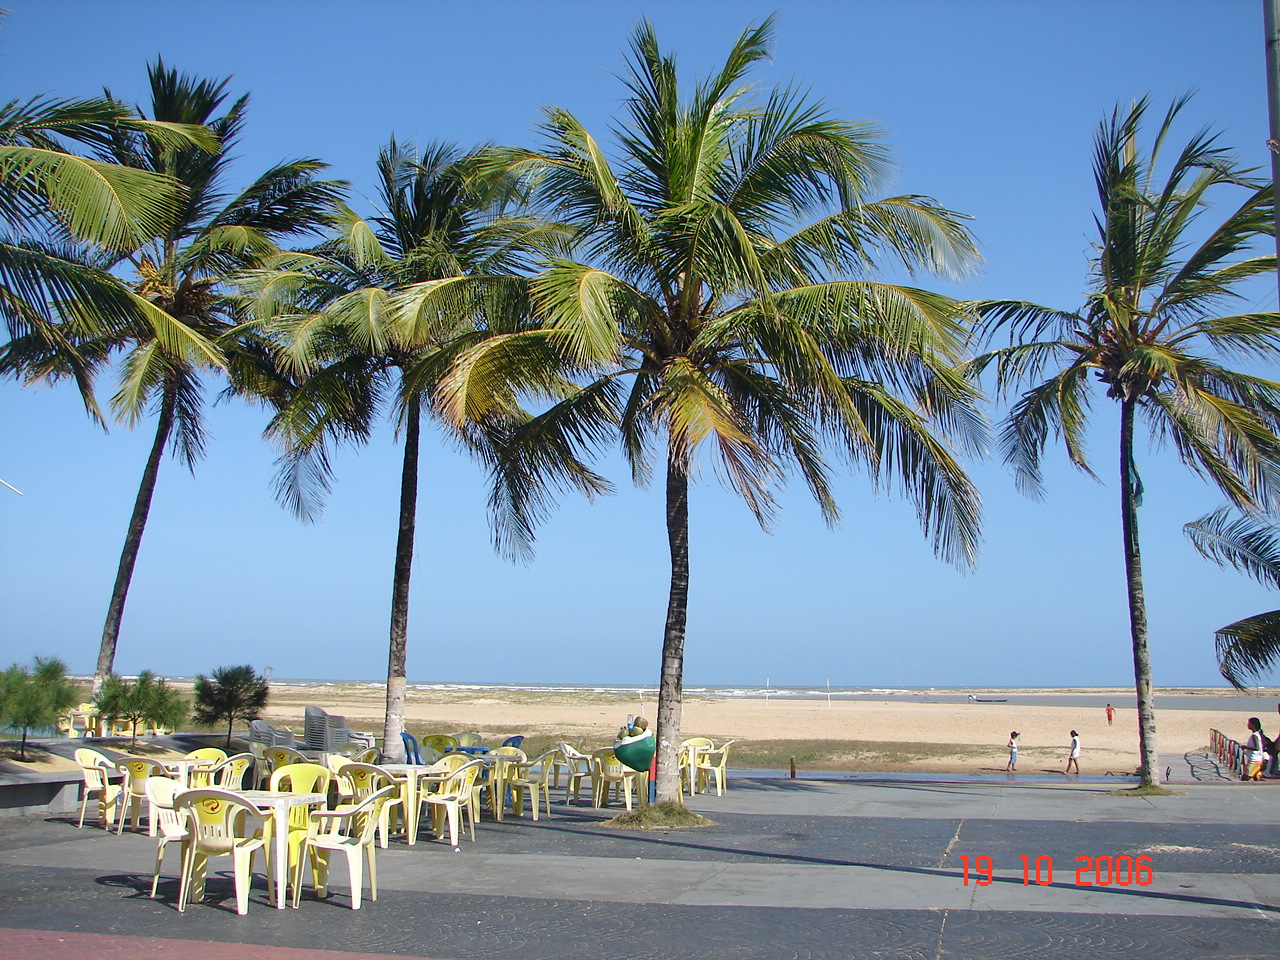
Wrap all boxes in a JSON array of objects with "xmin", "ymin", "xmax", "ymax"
[
  {"xmin": 292, "ymin": 784, "xmax": 397, "ymax": 910},
  {"xmin": 452, "ymin": 732, "xmax": 485, "ymax": 748},
  {"xmin": 74, "ymin": 748, "xmax": 120, "ymax": 829},
  {"xmin": 334, "ymin": 762, "xmax": 403, "ymax": 849},
  {"xmin": 115, "ymin": 756, "xmax": 170, "ymax": 835},
  {"xmin": 591, "ymin": 749, "xmax": 646, "ymax": 811},
  {"xmin": 184, "ymin": 747, "xmax": 228, "ymax": 764},
  {"xmin": 679, "ymin": 737, "xmax": 715, "ymax": 795},
  {"xmin": 420, "ymin": 759, "xmax": 484, "ymax": 846},
  {"xmin": 480, "ymin": 746, "xmax": 525, "ymax": 820},
  {"xmin": 264, "ymin": 745, "xmax": 309, "ymax": 775},
  {"xmin": 327, "ymin": 755, "xmax": 355, "ymax": 801},
  {"xmin": 555, "ymin": 743, "xmax": 593, "ymax": 804},
  {"xmin": 264, "ymin": 763, "xmax": 332, "ymax": 892},
  {"xmin": 144, "ymin": 776, "xmax": 189, "ymax": 898},
  {"xmin": 351, "ymin": 746, "xmax": 381, "ymax": 765},
  {"xmin": 203, "ymin": 752, "xmax": 253, "ymax": 790},
  {"xmin": 694, "ymin": 739, "xmax": 737, "ymax": 796},
  {"xmin": 174, "ymin": 789, "xmax": 266, "ymax": 915},
  {"xmin": 421, "ymin": 734, "xmax": 458, "ymax": 755},
  {"xmin": 504, "ymin": 751, "xmax": 557, "ymax": 820}
]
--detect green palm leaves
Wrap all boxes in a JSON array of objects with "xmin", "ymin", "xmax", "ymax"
[
  {"xmin": 975, "ymin": 97, "xmax": 1280, "ymax": 784},
  {"xmin": 445, "ymin": 18, "xmax": 982, "ymax": 803},
  {"xmin": 459, "ymin": 18, "xmax": 983, "ymax": 563},
  {"xmin": 239, "ymin": 140, "xmax": 566, "ymax": 760}
]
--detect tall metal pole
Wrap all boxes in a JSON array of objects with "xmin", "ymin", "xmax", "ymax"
[{"xmin": 1264, "ymin": 0, "xmax": 1280, "ymax": 302}]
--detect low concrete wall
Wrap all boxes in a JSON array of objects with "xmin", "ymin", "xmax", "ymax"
[{"xmin": 0, "ymin": 771, "xmax": 82, "ymax": 818}]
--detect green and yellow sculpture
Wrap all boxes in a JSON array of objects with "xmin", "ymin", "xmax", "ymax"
[{"xmin": 614, "ymin": 715, "xmax": 655, "ymax": 772}]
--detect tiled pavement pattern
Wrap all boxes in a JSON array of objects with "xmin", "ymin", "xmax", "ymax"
[{"xmin": 1, "ymin": 774, "xmax": 1277, "ymax": 959}]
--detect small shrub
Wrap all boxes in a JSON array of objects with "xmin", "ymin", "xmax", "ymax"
[
  {"xmin": 0, "ymin": 657, "xmax": 80, "ymax": 760},
  {"xmin": 192, "ymin": 665, "xmax": 269, "ymax": 748},
  {"xmin": 603, "ymin": 801, "xmax": 713, "ymax": 830},
  {"xmin": 94, "ymin": 671, "xmax": 188, "ymax": 748}
]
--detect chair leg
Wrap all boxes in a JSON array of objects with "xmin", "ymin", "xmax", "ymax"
[
  {"xmin": 344, "ymin": 846, "xmax": 363, "ymax": 910},
  {"xmin": 151, "ymin": 840, "xmax": 168, "ymax": 898},
  {"xmin": 366, "ymin": 844, "xmax": 378, "ymax": 902},
  {"xmin": 233, "ymin": 846, "xmax": 254, "ymax": 915}
]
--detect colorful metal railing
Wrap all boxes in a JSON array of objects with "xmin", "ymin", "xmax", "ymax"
[{"xmin": 1209, "ymin": 728, "xmax": 1244, "ymax": 777}]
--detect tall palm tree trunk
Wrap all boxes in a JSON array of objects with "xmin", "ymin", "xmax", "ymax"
[
  {"xmin": 655, "ymin": 444, "xmax": 690, "ymax": 804},
  {"xmin": 93, "ymin": 383, "xmax": 175, "ymax": 694},
  {"xmin": 383, "ymin": 393, "xmax": 421, "ymax": 762},
  {"xmin": 1120, "ymin": 398, "xmax": 1158, "ymax": 786}
]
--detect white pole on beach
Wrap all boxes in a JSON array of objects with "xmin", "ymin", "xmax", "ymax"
[
  {"xmin": 827, "ymin": 678, "xmax": 832, "ymax": 708},
  {"xmin": 765, "ymin": 677, "xmax": 770, "ymax": 709}
]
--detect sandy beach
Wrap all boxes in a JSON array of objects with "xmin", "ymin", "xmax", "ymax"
[{"xmin": 257, "ymin": 684, "xmax": 1280, "ymax": 776}]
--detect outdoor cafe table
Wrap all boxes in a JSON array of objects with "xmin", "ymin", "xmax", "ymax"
[
  {"xmin": 237, "ymin": 789, "xmax": 326, "ymax": 909},
  {"xmin": 162, "ymin": 758, "xmax": 216, "ymax": 787},
  {"xmin": 380, "ymin": 763, "xmax": 452, "ymax": 845}
]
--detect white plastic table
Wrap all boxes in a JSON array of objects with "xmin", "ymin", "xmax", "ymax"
[{"xmin": 237, "ymin": 789, "xmax": 326, "ymax": 909}]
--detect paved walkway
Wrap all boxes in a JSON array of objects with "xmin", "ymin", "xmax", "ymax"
[{"xmin": 0, "ymin": 768, "xmax": 1276, "ymax": 959}]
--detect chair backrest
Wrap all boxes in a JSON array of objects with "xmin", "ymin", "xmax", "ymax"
[
  {"xmin": 338, "ymin": 762, "xmax": 393, "ymax": 800},
  {"xmin": 435, "ymin": 760, "xmax": 484, "ymax": 798},
  {"xmin": 352, "ymin": 746, "xmax": 381, "ymax": 764},
  {"xmin": 143, "ymin": 776, "xmax": 188, "ymax": 838},
  {"xmin": 420, "ymin": 744, "xmax": 444, "ymax": 765},
  {"xmin": 592, "ymin": 749, "xmax": 625, "ymax": 779},
  {"xmin": 212, "ymin": 752, "xmax": 253, "ymax": 789},
  {"xmin": 400, "ymin": 732, "xmax": 422, "ymax": 764},
  {"xmin": 557, "ymin": 742, "xmax": 589, "ymax": 761},
  {"xmin": 319, "ymin": 785, "xmax": 397, "ymax": 843},
  {"xmin": 74, "ymin": 747, "xmax": 114, "ymax": 770},
  {"xmin": 490, "ymin": 746, "xmax": 526, "ymax": 761},
  {"xmin": 75, "ymin": 749, "xmax": 115, "ymax": 790},
  {"xmin": 269, "ymin": 762, "xmax": 331, "ymax": 795},
  {"xmin": 422, "ymin": 735, "xmax": 458, "ymax": 754},
  {"xmin": 521, "ymin": 751, "xmax": 558, "ymax": 783},
  {"xmin": 175, "ymin": 789, "xmax": 258, "ymax": 853},
  {"xmin": 184, "ymin": 747, "xmax": 228, "ymax": 763},
  {"xmin": 264, "ymin": 745, "xmax": 308, "ymax": 773},
  {"xmin": 435, "ymin": 752, "xmax": 475, "ymax": 773},
  {"xmin": 500, "ymin": 735, "xmax": 525, "ymax": 748},
  {"xmin": 453, "ymin": 732, "xmax": 484, "ymax": 748},
  {"xmin": 117, "ymin": 756, "xmax": 168, "ymax": 794},
  {"xmin": 681, "ymin": 737, "xmax": 714, "ymax": 751}
]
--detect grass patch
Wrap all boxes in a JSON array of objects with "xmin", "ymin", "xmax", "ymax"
[
  {"xmin": 1103, "ymin": 784, "xmax": 1182, "ymax": 797},
  {"xmin": 603, "ymin": 801, "xmax": 712, "ymax": 830},
  {"xmin": 732, "ymin": 738, "xmax": 987, "ymax": 771}
]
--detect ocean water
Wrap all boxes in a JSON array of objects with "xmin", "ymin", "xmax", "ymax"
[{"xmin": 261, "ymin": 679, "xmax": 1280, "ymax": 715}]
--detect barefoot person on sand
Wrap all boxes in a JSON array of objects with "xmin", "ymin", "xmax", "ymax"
[
  {"xmin": 1005, "ymin": 731, "xmax": 1019, "ymax": 772},
  {"xmin": 1065, "ymin": 730, "xmax": 1081, "ymax": 775}
]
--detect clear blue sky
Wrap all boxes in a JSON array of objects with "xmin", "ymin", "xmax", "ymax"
[{"xmin": 3, "ymin": 1, "xmax": 1278, "ymax": 689}]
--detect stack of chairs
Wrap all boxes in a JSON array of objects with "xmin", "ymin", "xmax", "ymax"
[{"xmin": 304, "ymin": 706, "xmax": 375, "ymax": 755}]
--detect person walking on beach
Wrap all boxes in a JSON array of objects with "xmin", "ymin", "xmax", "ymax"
[
  {"xmin": 1005, "ymin": 731, "xmax": 1019, "ymax": 772},
  {"xmin": 1243, "ymin": 718, "xmax": 1268, "ymax": 781},
  {"xmin": 1105, "ymin": 703, "xmax": 1115, "ymax": 726},
  {"xmin": 1065, "ymin": 730, "xmax": 1081, "ymax": 774}
]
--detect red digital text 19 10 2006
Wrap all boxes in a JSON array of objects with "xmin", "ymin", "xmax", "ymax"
[{"xmin": 959, "ymin": 855, "xmax": 1154, "ymax": 887}]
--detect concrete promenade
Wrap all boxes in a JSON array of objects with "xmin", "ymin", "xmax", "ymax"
[{"xmin": 0, "ymin": 757, "xmax": 1276, "ymax": 959}]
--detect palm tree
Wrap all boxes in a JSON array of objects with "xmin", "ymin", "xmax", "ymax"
[
  {"xmin": 0, "ymin": 92, "xmax": 218, "ymax": 420},
  {"xmin": 5, "ymin": 61, "xmax": 344, "ymax": 692},
  {"xmin": 973, "ymin": 97, "xmax": 1280, "ymax": 786},
  {"xmin": 237, "ymin": 140, "xmax": 564, "ymax": 761},
  {"xmin": 442, "ymin": 17, "xmax": 984, "ymax": 804},
  {"xmin": 1185, "ymin": 506, "xmax": 1280, "ymax": 688}
]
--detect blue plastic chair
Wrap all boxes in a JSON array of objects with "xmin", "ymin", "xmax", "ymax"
[
  {"xmin": 501, "ymin": 735, "xmax": 525, "ymax": 749},
  {"xmin": 401, "ymin": 732, "xmax": 423, "ymax": 764}
]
